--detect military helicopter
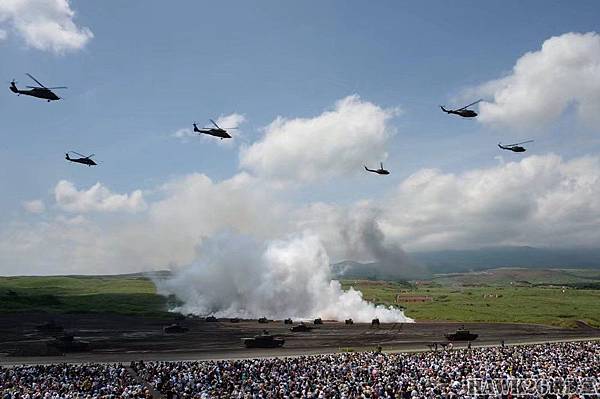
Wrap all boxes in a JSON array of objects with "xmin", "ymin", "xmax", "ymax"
[
  {"xmin": 65, "ymin": 151, "xmax": 98, "ymax": 166},
  {"xmin": 440, "ymin": 99, "xmax": 482, "ymax": 118},
  {"xmin": 498, "ymin": 140, "xmax": 534, "ymax": 153},
  {"xmin": 9, "ymin": 73, "xmax": 67, "ymax": 102},
  {"xmin": 193, "ymin": 119, "xmax": 237, "ymax": 139},
  {"xmin": 364, "ymin": 162, "xmax": 390, "ymax": 175}
]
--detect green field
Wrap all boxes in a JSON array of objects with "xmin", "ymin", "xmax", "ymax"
[
  {"xmin": 341, "ymin": 268, "xmax": 600, "ymax": 327},
  {"xmin": 1, "ymin": 268, "xmax": 599, "ymax": 327},
  {"xmin": 0, "ymin": 275, "xmax": 169, "ymax": 317}
]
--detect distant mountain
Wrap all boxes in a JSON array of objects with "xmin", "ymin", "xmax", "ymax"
[
  {"xmin": 332, "ymin": 247, "xmax": 600, "ymax": 280},
  {"xmin": 411, "ymin": 247, "xmax": 600, "ymax": 274}
]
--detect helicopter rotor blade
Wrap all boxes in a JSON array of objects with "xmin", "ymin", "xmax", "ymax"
[
  {"xmin": 458, "ymin": 99, "xmax": 483, "ymax": 111},
  {"xmin": 69, "ymin": 151, "xmax": 87, "ymax": 158},
  {"xmin": 507, "ymin": 140, "xmax": 534, "ymax": 146},
  {"xmin": 47, "ymin": 86, "xmax": 68, "ymax": 90},
  {"xmin": 210, "ymin": 119, "xmax": 221, "ymax": 129},
  {"xmin": 87, "ymin": 154, "xmax": 95, "ymax": 159},
  {"xmin": 26, "ymin": 73, "xmax": 46, "ymax": 88}
]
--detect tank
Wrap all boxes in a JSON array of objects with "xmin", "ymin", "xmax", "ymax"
[
  {"xmin": 258, "ymin": 317, "xmax": 269, "ymax": 324},
  {"xmin": 313, "ymin": 318, "xmax": 323, "ymax": 325},
  {"xmin": 205, "ymin": 316, "xmax": 218, "ymax": 322},
  {"xmin": 345, "ymin": 319, "xmax": 354, "ymax": 325},
  {"xmin": 290, "ymin": 323, "xmax": 313, "ymax": 332},
  {"xmin": 242, "ymin": 331, "xmax": 285, "ymax": 348},
  {"xmin": 163, "ymin": 324, "xmax": 189, "ymax": 334},
  {"xmin": 445, "ymin": 327, "xmax": 478, "ymax": 341},
  {"xmin": 283, "ymin": 318, "xmax": 293, "ymax": 324},
  {"xmin": 371, "ymin": 318, "xmax": 380, "ymax": 326}
]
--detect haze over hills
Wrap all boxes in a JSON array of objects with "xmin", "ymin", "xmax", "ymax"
[{"xmin": 333, "ymin": 246, "xmax": 600, "ymax": 280}]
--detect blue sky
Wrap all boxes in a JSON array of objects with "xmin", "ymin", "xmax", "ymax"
[{"xmin": 1, "ymin": 1, "xmax": 600, "ymax": 274}]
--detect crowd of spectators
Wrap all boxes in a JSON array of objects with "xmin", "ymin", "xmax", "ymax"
[
  {"xmin": 132, "ymin": 341, "xmax": 599, "ymax": 398},
  {"xmin": 1, "ymin": 363, "xmax": 151, "ymax": 399},
  {"xmin": 1, "ymin": 342, "xmax": 598, "ymax": 398}
]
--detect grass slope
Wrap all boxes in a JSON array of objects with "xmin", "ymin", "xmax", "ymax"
[
  {"xmin": 0, "ymin": 275, "xmax": 169, "ymax": 316},
  {"xmin": 341, "ymin": 268, "xmax": 600, "ymax": 327}
]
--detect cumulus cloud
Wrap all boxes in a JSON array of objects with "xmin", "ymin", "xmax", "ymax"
[
  {"xmin": 380, "ymin": 154, "xmax": 600, "ymax": 251},
  {"xmin": 0, "ymin": 0, "xmax": 93, "ymax": 53},
  {"xmin": 2, "ymin": 155, "xmax": 600, "ymax": 276},
  {"xmin": 0, "ymin": 173, "xmax": 284, "ymax": 275},
  {"xmin": 54, "ymin": 180, "xmax": 147, "ymax": 213},
  {"xmin": 473, "ymin": 32, "xmax": 600, "ymax": 129},
  {"xmin": 240, "ymin": 95, "xmax": 397, "ymax": 183},
  {"xmin": 22, "ymin": 199, "xmax": 45, "ymax": 214}
]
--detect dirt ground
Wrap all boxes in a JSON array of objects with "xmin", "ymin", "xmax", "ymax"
[{"xmin": 0, "ymin": 313, "xmax": 598, "ymax": 365}]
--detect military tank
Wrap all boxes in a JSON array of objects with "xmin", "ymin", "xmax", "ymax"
[
  {"xmin": 290, "ymin": 323, "xmax": 313, "ymax": 332},
  {"xmin": 242, "ymin": 331, "xmax": 285, "ymax": 348},
  {"xmin": 445, "ymin": 327, "xmax": 478, "ymax": 341},
  {"xmin": 163, "ymin": 323, "xmax": 189, "ymax": 334}
]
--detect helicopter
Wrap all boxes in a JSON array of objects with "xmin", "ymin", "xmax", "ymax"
[
  {"xmin": 364, "ymin": 162, "xmax": 390, "ymax": 175},
  {"xmin": 65, "ymin": 152, "xmax": 98, "ymax": 166},
  {"xmin": 440, "ymin": 99, "xmax": 482, "ymax": 118},
  {"xmin": 498, "ymin": 140, "xmax": 534, "ymax": 153},
  {"xmin": 193, "ymin": 119, "xmax": 237, "ymax": 139},
  {"xmin": 9, "ymin": 73, "xmax": 67, "ymax": 102}
]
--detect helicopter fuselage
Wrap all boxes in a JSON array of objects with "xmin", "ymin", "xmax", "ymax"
[
  {"xmin": 446, "ymin": 109, "xmax": 477, "ymax": 118},
  {"xmin": 365, "ymin": 166, "xmax": 390, "ymax": 175},
  {"xmin": 66, "ymin": 154, "xmax": 97, "ymax": 166},
  {"xmin": 193, "ymin": 126, "xmax": 232, "ymax": 139},
  {"xmin": 10, "ymin": 84, "xmax": 60, "ymax": 101},
  {"xmin": 498, "ymin": 144, "xmax": 526, "ymax": 152}
]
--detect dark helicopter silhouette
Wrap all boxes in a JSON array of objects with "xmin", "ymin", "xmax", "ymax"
[
  {"xmin": 9, "ymin": 73, "xmax": 67, "ymax": 102},
  {"xmin": 498, "ymin": 140, "xmax": 534, "ymax": 153},
  {"xmin": 193, "ymin": 119, "xmax": 237, "ymax": 139},
  {"xmin": 66, "ymin": 152, "xmax": 98, "ymax": 166},
  {"xmin": 440, "ymin": 99, "xmax": 482, "ymax": 118},
  {"xmin": 364, "ymin": 162, "xmax": 390, "ymax": 175}
]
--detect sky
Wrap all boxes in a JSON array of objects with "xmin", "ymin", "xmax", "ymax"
[{"xmin": 1, "ymin": 0, "xmax": 600, "ymax": 275}]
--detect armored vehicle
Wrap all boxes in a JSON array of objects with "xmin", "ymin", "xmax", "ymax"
[
  {"xmin": 371, "ymin": 318, "xmax": 380, "ymax": 326},
  {"xmin": 258, "ymin": 317, "xmax": 269, "ymax": 324},
  {"xmin": 445, "ymin": 327, "xmax": 478, "ymax": 341},
  {"xmin": 242, "ymin": 331, "xmax": 285, "ymax": 348},
  {"xmin": 205, "ymin": 316, "xmax": 218, "ymax": 322},
  {"xmin": 163, "ymin": 324, "xmax": 189, "ymax": 334},
  {"xmin": 290, "ymin": 323, "xmax": 313, "ymax": 332},
  {"xmin": 284, "ymin": 318, "xmax": 293, "ymax": 324},
  {"xmin": 345, "ymin": 319, "xmax": 354, "ymax": 325},
  {"xmin": 313, "ymin": 318, "xmax": 323, "ymax": 325}
]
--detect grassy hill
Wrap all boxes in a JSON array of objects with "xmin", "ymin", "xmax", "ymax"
[
  {"xmin": 1, "ymin": 268, "xmax": 599, "ymax": 327},
  {"xmin": 341, "ymin": 268, "xmax": 600, "ymax": 327},
  {"xmin": 0, "ymin": 275, "xmax": 169, "ymax": 317}
]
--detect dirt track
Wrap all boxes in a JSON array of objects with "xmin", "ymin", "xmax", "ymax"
[{"xmin": 0, "ymin": 313, "xmax": 598, "ymax": 365}]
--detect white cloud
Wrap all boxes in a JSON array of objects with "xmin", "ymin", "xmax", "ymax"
[
  {"xmin": 54, "ymin": 180, "xmax": 147, "ymax": 213},
  {"xmin": 2, "ymin": 154, "xmax": 600, "ymax": 275},
  {"xmin": 473, "ymin": 32, "xmax": 600, "ymax": 129},
  {"xmin": 22, "ymin": 199, "xmax": 45, "ymax": 214},
  {"xmin": 380, "ymin": 154, "xmax": 600, "ymax": 251},
  {"xmin": 240, "ymin": 95, "xmax": 397, "ymax": 183},
  {"xmin": 0, "ymin": 28, "xmax": 7, "ymax": 40},
  {"xmin": 0, "ymin": 0, "xmax": 93, "ymax": 53}
]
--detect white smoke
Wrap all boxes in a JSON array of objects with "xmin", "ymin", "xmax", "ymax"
[{"xmin": 156, "ymin": 232, "xmax": 412, "ymax": 323}]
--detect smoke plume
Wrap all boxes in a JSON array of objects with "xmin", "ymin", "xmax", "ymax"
[{"xmin": 156, "ymin": 232, "xmax": 413, "ymax": 323}]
